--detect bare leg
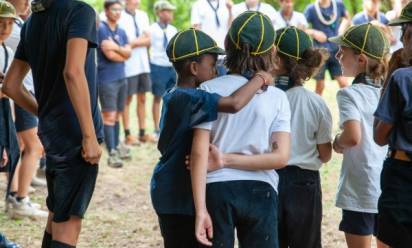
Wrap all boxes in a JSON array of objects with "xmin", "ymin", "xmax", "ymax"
[
  {"xmin": 137, "ymin": 93, "xmax": 146, "ymax": 133},
  {"xmin": 315, "ymin": 79, "xmax": 325, "ymax": 96},
  {"xmin": 335, "ymin": 76, "xmax": 349, "ymax": 89},
  {"xmin": 52, "ymin": 216, "xmax": 82, "ymax": 246},
  {"xmin": 344, "ymin": 233, "xmax": 371, "ymax": 248},
  {"xmin": 122, "ymin": 95, "xmax": 133, "ymax": 132},
  {"xmin": 152, "ymin": 96, "xmax": 161, "ymax": 132}
]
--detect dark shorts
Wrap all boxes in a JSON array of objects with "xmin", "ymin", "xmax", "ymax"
[
  {"xmin": 377, "ymin": 158, "xmax": 412, "ymax": 247},
  {"xmin": 45, "ymin": 149, "xmax": 98, "ymax": 223},
  {"xmin": 339, "ymin": 210, "xmax": 377, "ymax": 236},
  {"xmin": 277, "ymin": 166, "xmax": 322, "ymax": 248},
  {"xmin": 127, "ymin": 73, "xmax": 152, "ymax": 96},
  {"xmin": 158, "ymin": 214, "xmax": 205, "ymax": 248},
  {"xmin": 98, "ymin": 79, "xmax": 127, "ymax": 112},
  {"xmin": 14, "ymin": 104, "xmax": 38, "ymax": 132},
  {"xmin": 206, "ymin": 180, "xmax": 279, "ymax": 248},
  {"xmin": 150, "ymin": 64, "xmax": 176, "ymax": 97},
  {"xmin": 314, "ymin": 49, "xmax": 342, "ymax": 80}
]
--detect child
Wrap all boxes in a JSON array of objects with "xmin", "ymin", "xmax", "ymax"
[
  {"xmin": 190, "ymin": 11, "xmax": 291, "ymax": 247},
  {"xmin": 374, "ymin": 3, "xmax": 412, "ymax": 246},
  {"xmin": 150, "ymin": 28, "xmax": 272, "ymax": 248},
  {"xmin": 98, "ymin": 0, "xmax": 132, "ymax": 168},
  {"xmin": 273, "ymin": 26, "xmax": 332, "ymax": 248},
  {"xmin": 149, "ymin": 0, "xmax": 178, "ymax": 139},
  {"xmin": 329, "ymin": 23, "xmax": 390, "ymax": 248}
]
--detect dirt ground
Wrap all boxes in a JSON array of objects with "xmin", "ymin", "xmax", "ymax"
[{"xmin": 0, "ymin": 82, "xmax": 379, "ymax": 247}]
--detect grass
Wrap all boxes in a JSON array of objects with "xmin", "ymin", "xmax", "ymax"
[{"xmin": 0, "ymin": 78, "xmax": 379, "ymax": 248}]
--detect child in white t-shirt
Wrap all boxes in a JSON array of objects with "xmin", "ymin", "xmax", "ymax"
[{"xmin": 329, "ymin": 23, "xmax": 390, "ymax": 248}]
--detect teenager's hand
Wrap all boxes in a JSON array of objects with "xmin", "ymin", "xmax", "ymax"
[
  {"xmin": 195, "ymin": 210, "xmax": 213, "ymax": 246},
  {"xmin": 332, "ymin": 135, "xmax": 344, "ymax": 154},
  {"xmin": 0, "ymin": 149, "xmax": 8, "ymax": 168},
  {"xmin": 82, "ymin": 136, "xmax": 102, "ymax": 165},
  {"xmin": 226, "ymin": 0, "xmax": 233, "ymax": 11},
  {"xmin": 101, "ymin": 38, "xmax": 119, "ymax": 51},
  {"xmin": 207, "ymin": 144, "xmax": 224, "ymax": 172},
  {"xmin": 255, "ymin": 70, "xmax": 273, "ymax": 86}
]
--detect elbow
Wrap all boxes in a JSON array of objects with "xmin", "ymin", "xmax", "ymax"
[
  {"xmin": 374, "ymin": 134, "xmax": 387, "ymax": 146},
  {"xmin": 276, "ymin": 152, "xmax": 290, "ymax": 169},
  {"xmin": 346, "ymin": 137, "xmax": 361, "ymax": 147},
  {"xmin": 228, "ymin": 101, "xmax": 243, "ymax": 113},
  {"xmin": 63, "ymin": 67, "xmax": 82, "ymax": 83},
  {"xmin": 319, "ymin": 153, "xmax": 332, "ymax": 163},
  {"xmin": 2, "ymin": 80, "xmax": 12, "ymax": 96}
]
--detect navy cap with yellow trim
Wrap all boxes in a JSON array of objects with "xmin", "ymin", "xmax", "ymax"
[
  {"xmin": 389, "ymin": 1, "xmax": 412, "ymax": 26},
  {"xmin": 166, "ymin": 28, "xmax": 225, "ymax": 62},
  {"xmin": 329, "ymin": 23, "xmax": 389, "ymax": 60},
  {"xmin": 228, "ymin": 11, "xmax": 275, "ymax": 56},
  {"xmin": 275, "ymin": 26, "xmax": 313, "ymax": 61}
]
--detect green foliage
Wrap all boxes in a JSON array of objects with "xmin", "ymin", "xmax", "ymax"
[{"xmin": 84, "ymin": 0, "xmax": 395, "ymax": 30}]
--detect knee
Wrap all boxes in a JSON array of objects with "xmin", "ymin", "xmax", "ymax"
[{"xmin": 138, "ymin": 95, "xmax": 146, "ymax": 104}]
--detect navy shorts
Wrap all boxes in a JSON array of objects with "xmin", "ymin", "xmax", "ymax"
[
  {"xmin": 339, "ymin": 210, "xmax": 377, "ymax": 236},
  {"xmin": 14, "ymin": 103, "xmax": 38, "ymax": 132},
  {"xmin": 206, "ymin": 180, "xmax": 279, "ymax": 248},
  {"xmin": 150, "ymin": 64, "xmax": 176, "ymax": 97},
  {"xmin": 127, "ymin": 73, "xmax": 152, "ymax": 96},
  {"xmin": 98, "ymin": 79, "xmax": 127, "ymax": 112},
  {"xmin": 377, "ymin": 158, "xmax": 412, "ymax": 247},
  {"xmin": 45, "ymin": 148, "xmax": 98, "ymax": 223},
  {"xmin": 314, "ymin": 49, "xmax": 342, "ymax": 80}
]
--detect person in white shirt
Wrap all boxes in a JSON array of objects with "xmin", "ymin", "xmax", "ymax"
[
  {"xmin": 190, "ymin": 12, "xmax": 290, "ymax": 247},
  {"xmin": 273, "ymin": 26, "xmax": 332, "ymax": 248},
  {"xmin": 118, "ymin": 0, "xmax": 155, "ymax": 144},
  {"xmin": 191, "ymin": 0, "xmax": 233, "ymax": 75},
  {"xmin": 150, "ymin": 0, "xmax": 178, "ymax": 138},
  {"xmin": 386, "ymin": 0, "xmax": 411, "ymax": 53},
  {"xmin": 232, "ymin": 0, "xmax": 278, "ymax": 27},
  {"xmin": 274, "ymin": 0, "xmax": 308, "ymax": 30}
]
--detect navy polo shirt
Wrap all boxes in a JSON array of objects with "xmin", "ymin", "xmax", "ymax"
[
  {"xmin": 14, "ymin": 0, "xmax": 103, "ymax": 157},
  {"xmin": 97, "ymin": 22, "xmax": 128, "ymax": 84},
  {"xmin": 352, "ymin": 12, "xmax": 389, "ymax": 25},
  {"xmin": 151, "ymin": 88, "xmax": 221, "ymax": 215},
  {"xmin": 374, "ymin": 67, "xmax": 412, "ymax": 152},
  {"xmin": 304, "ymin": 1, "xmax": 347, "ymax": 52}
]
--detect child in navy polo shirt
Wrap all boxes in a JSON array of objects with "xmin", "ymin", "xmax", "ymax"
[
  {"xmin": 374, "ymin": 4, "xmax": 412, "ymax": 246},
  {"xmin": 150, "ymin": 28, "xmax": 272, "ymax": 248}
]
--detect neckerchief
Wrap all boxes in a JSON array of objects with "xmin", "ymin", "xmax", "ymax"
[
  {"xmin": 158, "ymin": 22, "xmax": 169, "ymax": 49},
  {"xmin": 275, "ymin": 75, "xmax": 295, "ymax": 91},
  {"xmin": 125, "ymin": 9, "xmax": 140, "ymax": 37},
  {"xmin": 352, "ymin": 73, "xmax": 381, "ymax": 88},
  {"xmin": 207, "ymin": 0, "xmax": 221, "ymax": 27}
]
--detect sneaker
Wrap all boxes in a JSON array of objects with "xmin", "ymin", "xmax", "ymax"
[
  {"xmin": 7, "ymin": 197, "xmax": 48, "ymax": 220},
  {"xmin": 139, "ymin": 134, "xmax": 157, "ymax": 143},
  {"xmin": 28, "ymin": 186, "xmax": 36, "ymax": 193},
  {"xmin": 0, "ymin": 232, "xmax": 21, "ymax": 248},
  {"xmin": 107, "ymin": 151, "xmax": 123, "ymax": 168},
  {"xmin": 116, "ymin": 143, "xmax": 132, "ymax": 160},
  {"xmin": 31, "ymin": 176, "xmax": 47, "ymax": 187},
  {"xmin": 6, "ymin": 195, "xmax": 41, "ymax": 213},
  {"xmin": 125, "ymin": 135, "xmax": 140, "ymax": 146}
]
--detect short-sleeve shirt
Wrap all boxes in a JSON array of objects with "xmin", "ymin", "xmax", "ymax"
[
  {"xmin": 151, "ymin": 88, "xmax": 221, "ymax": 215},
  {"xmin": 285, "ymin": 86, "xmax": 332, "ymax": 171},
  {"xmin": 304, "ymin": 0, "xmax": 347, "ymax": 52},
  {"xmin": 352, "ymin": 12, "xmax": 389, "ymax": 25},
  {"xmin": 195, "ymin": 75, "xmax": 291, "ymax": 192},
  {"xmin": 118, "ymin": 9, "xmax": 151, "ymax": 77},
  {"xmin": 15, "ymin": 0, "xmax": 103, "ymax": 157},
  {"xmin": 149, "ymin": 22, "xmax": 178, "ymax": 67},
  {"xmin": 97, "ymin": 21, "xmax": 128, "ymax": 84},
  {"xmin": 191, "ymin": 0, "xmax": 230, "ymax": 49},
  {"xmin": 336, "ymin": 76, "xmax": 387, "ymax": 213},
  {"xmin": 375, "ymin": 67, "xmax": 412, "ymax": 153},
  {"xmin": 232, "ymin": 2, "xmax": 278, "ymax": 27},
  {"xmin": 274, "ymin": 11, "xmax": 309, "ymax": 30}
]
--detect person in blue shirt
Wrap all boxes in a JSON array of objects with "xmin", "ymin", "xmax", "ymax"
[
  {"xmin": 304, "ymin": 0, "xmax": 350, "ymax": 95},
  {"xmin": 98, "ymin": 0, "xmax": 132, "ymax": 168},
  {"xmin": 3, "ymin": 0, "xmax": 104, "ymax": 247},
  {"xmin": 151, "ymin": 28, "xmax": 272, "ymax": 248},
  {"xmin": 373, "ymin": 3, "xmax": 412, "ymax": 247}
]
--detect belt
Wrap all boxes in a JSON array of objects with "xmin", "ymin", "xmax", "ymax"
[{"xmin": 389, "ymin": 150, "xmax": 412, "ymax": 162}]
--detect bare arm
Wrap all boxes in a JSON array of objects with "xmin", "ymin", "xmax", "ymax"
[
  {"xmin": 373, "ymin": 119, "xmax": 393, "ymax": 146},
  {"xmin": 217, "ymin": 71, "xmax": 272, "ymax": 113},
  {"xmin": 130, "ymin": 31, "xmax": 151, "ymax": 48},
  {"xmin": 333, "ymin": 120, "xmax": 361, "ymax": 153},
  {"xmin": 2, "ymin": 59, "xmax": 37, "ymax": 115},
  {"xmin": 222, "ymin": 132, "xmax": 291, "ymax": 170},
  {"xmin": 338, "ymin": 11, "xmax": 351, "ymax": 35},
  {"xmin": 101, "ymin": 40, "xmax": 131, "ymax": 61},
  {"xmin": 317, "ymin": 142, "xmax": 332, "ymax": 163},
  {"xmin": 64, "ymin": 38, "xmax": 101, "ymax": 165}
]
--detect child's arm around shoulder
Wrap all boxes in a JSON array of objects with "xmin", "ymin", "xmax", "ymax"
[{"xmin": 217, "ymin": 71, "xmax": 272, "ymax": 113}]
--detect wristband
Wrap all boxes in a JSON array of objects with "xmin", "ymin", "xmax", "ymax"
[{"xmin": 254, "ymin": 72, "xmax": 267, "ymax": 86}]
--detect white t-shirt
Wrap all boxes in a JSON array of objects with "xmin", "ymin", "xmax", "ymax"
[
  {"xmin": 273, "ymin": 10, "xmax": 308, "ymax": 30},
  {"xmin": 386, "ymin": 10, "xmax": 403, "ymax": 53},
  {"xmin": 191, "ymin": 0, "xmax": 230, "ymax": 49},
  {"xmin": 286, "ymin": 86, "xmax": 332, "ymax": 170},
  {"xmin": 196, "ymin": 75, "xmax": 291, "ymax": 191},
  {"xmin": 335, "ymin": 84, "xmax": 388, "ymax": 213},
  {"xmin": 232, "ymin": 2, "xmax": 278, "ymax": 27},
  {"xmin": 5, "ymin": 20, "xmax": 35, "ymax": 94},
  {"xmin": 118, "ymin": 9, "xmax": 151, "ymax": 77},
  {"xmin": 149, "ymin": 22, "xmax": 178, "ymax": 67}
]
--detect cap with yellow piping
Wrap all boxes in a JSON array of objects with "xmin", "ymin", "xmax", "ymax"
[{"xmin": 275, "ymin": 26, "xmax": 313, "ymax": 61}]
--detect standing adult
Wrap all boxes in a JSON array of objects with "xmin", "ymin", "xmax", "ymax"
[
  {"xmin": 304, "ymin": 0, "xmax": 350, "ymax": 95},
  {"xmin": 3, "ymin": 0, "xmax": 103, "ymax": 246},
  {"xmin": 386, "ymin": 0, "xmax": 411, "ymax": 53},
  {"xmin": 274, "ymin": 0, "xmax": 308, "ymax": 30},
  {"xmin": 232, "ymin": 0, "xmax": 278, "ymax": 27}
]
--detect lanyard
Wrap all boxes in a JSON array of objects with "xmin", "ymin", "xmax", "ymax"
[
  {"xmin": 2, "ymin": 43, "xmax": 9, "ymax": 74},
  {"xmin": 158, "ymin": 22, "xmax": 168, "ymax": 49},
  {"xmin": 281, "ymin": 11, "xmax": 293, "ymax": 26},
  {"xmin": 206, "ymin": 0, "xmax": 221, "ymax": 27},
  {"xmin": 102, "ymin": 21, "xmax": 120, "ymax": 45},
  {"xmin": 125, "ymin": 9, "xmax": 140, "ymax": 37}
]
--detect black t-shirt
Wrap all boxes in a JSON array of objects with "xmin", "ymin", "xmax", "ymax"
[{"xmin": 15, "ymin": 0, "xmax": 103, "ymax": 157}]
